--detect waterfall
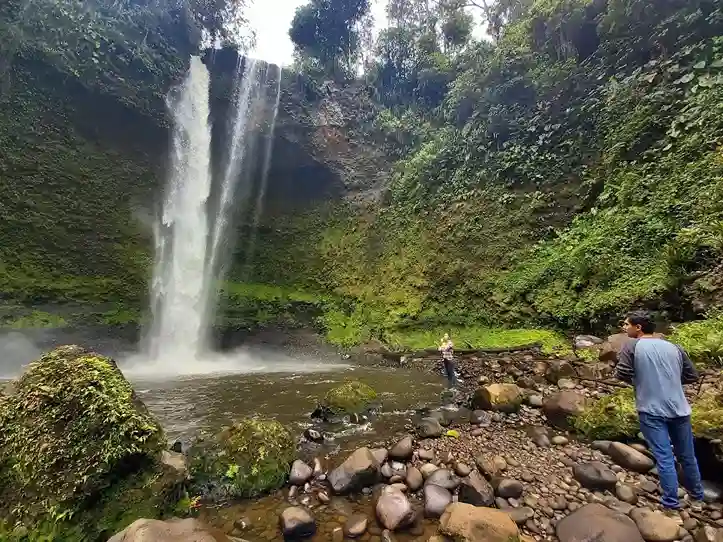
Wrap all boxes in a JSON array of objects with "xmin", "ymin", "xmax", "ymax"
[
  {"xmin": 145, "ymin": 56, "xmax": 213, "ymax": 366},
  {"xmin": 139, "ymin": 55, "xmax": 282, "ymax": 374}
]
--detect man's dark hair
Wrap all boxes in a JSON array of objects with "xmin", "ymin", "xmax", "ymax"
[{"xmin": 626, "ymin": 311, "xmax": 656, "ymax": 334}]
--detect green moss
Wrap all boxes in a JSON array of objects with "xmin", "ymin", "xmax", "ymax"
[
  {"xmin": 321, "ymin": 381, "xmax": 379, "ymax": 416},
  {"xmin": 0, "ymin": 310, "xmax": 68, "ymax": 329},
  {"xmin": 692, "ymin": 390, "xmax": 723, "ymax": 439},
  {"xmin": 0, "ymin": 345, "xmax": 165, "ymax": 527},
  {"xmin": 573, "ymin": 388, "xmax": 640, "ymax": 440},
  {"xmin": 669, "ymin": 312, "xmax": 723, "ymax": 367},
  {"xmin": 383, "ymin": 326, "xmax": 570, "ymax": 355},
  {"xmin": 189, "ymin": 419, "xmax": 295, "ymax": 500}
]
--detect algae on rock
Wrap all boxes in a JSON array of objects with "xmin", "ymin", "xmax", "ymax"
[
  {"xmin": 188, "ymin": 419, "xmax": 295, "ymax": 501},
  {"xmin": 0, "ymin": 345, "xmax": 180, "ymax": 538},
  {"xmin": 312, "ymin": 381, "xmax": 379, "ymax": 421},
  {"xmin": 573, "ymin": 388, "xmax": 640, "ymax": 441}
]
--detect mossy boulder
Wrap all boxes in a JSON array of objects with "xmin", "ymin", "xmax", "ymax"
[
  {"xmin": 312, "ymin": 381, "xmax": 379, "ymax": 422},
  {"xmin": 572, "ymin": 388, "xmax": 639, "ymax": 440},
  {"xmin": 188, "ymin": 418, "xmax": 295, "ymax": 501},
  {"xmin": 0, "ymin": 345, "xmax": 178, "ymax": 538},
  {"xmin": 692, "ymin": 389, "xmax": 723, "ymax": 440}
]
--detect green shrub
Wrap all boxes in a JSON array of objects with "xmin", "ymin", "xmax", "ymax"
[{"xmin": 669, "ymin": 312, "xmax": 723, "ymax": 366}]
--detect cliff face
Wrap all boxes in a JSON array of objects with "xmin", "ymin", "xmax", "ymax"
[{"xmin": 0, "ymin": 47, "xmax": 392, "ymax": 328}]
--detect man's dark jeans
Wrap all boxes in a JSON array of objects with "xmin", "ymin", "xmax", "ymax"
[
  {"xmin": 443, "ymin": 359, "xmax": 458, "ymax": 388},
  {"xmin": 639, "ymin": 412, "xmax": 704, "ymax": 509}
]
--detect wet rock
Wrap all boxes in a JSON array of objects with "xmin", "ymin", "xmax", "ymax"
[
  {"xmin": 454, "ymin": 462, "xmax": 472, "ymax": 477},
  {"xmin": 371, "ymin": 448, "xmax": 389, "ymax": 465},
  {"xmin": 381, "ymin": 529, "xmax": 396, "ymax": 542},
  {"xmin": 574, "ymin": 462, "xmax": 618, "ymax": 491},
  {"xmin": 630, "ymin": 507, "xmax": 681, "ymax": 541},
  {"xmin": 389, "ymin": 436, "xmax": 413, "ymax": 461},
  {"xmin": 161, "ymin": 450, "xmax": 187, "ymax": 477},
  {"xmin": 375, "ymin": 487, "xmax": 415, "ymax": 531},
  {"xmin": 558, "ymin": 378, "xmax": 577, "ymax": 390},
  {"xmin": 418, "ymin": 448, "xmax": 435, "ymax": 461},
  {"xmin": 280, "ymin": 507, "xmax": 316, "ymax": 539},
  {"xmin": 693, "ymin": 526, "xmax": 723, "ymax": 541},
  {"xmin": 108, "ymin": 518, "xmax": 233, "ymax": 542},
  {"xmin": 470, "ymin": 410, "xmax": 492, "ymax": 425},
  {"xmin": 703, "ymin": 481, "xmax": 723, "ymax": 503},
  {"xmin": 616, "ymin": 483, "xmax": 638, "ymax": 504},
  {"xmin": 425, "ymin": 484, "xmax": 453, "ymax": 518},
  {"xmin": 406, "ymin": 466, "xmax": 423, "ymax": 491},
  {"xmin": 556, "ymin": 503, "xmax": 644, "ymax": 542},
  {"xmin": 425, "ymin": 469, "xmax": 460, "ymax": 491},
  {"xmin": 303, "ymin": 428, "xmax": 324, "ymax": 443},
  {"xmin": 592, "ymin": 440, "xmax": 613, "ymax": 453},
  {"xmin": 608, "ymin": 442, "xmax": 655, "ymax": 473},
  {"xmin": 543, "ymin": 391, "xmax": 588, "ymax": 430},
  {"xmin": 509, "ymin": 507, "xmax": 535, "ymax": 525},
  {"xmin": 289, "ymin": 460, "xmax": 313, "ymax": 486},
  {"xmin": 600, "ymin": 333, "xmax": 637, "ymax": 363},
  {"xmin": 317, "ymin": 490, "xmax": 330, "ymax": 503},
  {"xmin": 417, "ymin": 417, "xmax": 444, "ymax": 438},
  {"xmin": 493, "ymin": 478, "xmax": 524, "ymax": 499},
  {"xmin": 439, "ymin": 502, "xmax": 519, "ymax": 542},
  {"xmin": 381, "ymin": 463, "xmax": 394, "ymax": 479},
  {"xmin": 528, "ymin": 426, "xmax": 551, "ymax": 448},
  {"xmin": 331, "ymin": 526, "xmax": 344, "ymax": 542},
  {"xmin": 472, "ymin": 384, "xmax": 523, "ymax": 413},
  {"xmin": 328, "ymin": 447, "xmax": 380, "ymax": 495},
  {"xmin": 458, "ymin": 471, "xmax": 495, "ymax": 507},
  {"xmin": 343, "ymin": 514, "xmax": 368, "ymax": 538},
  {"xmin": 546, "ymin": 360, "xmax": 577, "ymax": 384}
]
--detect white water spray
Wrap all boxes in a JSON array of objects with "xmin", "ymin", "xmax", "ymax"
[{"xmin": 137, "ymin": 56, "xmax": 283, "ymax": 375}]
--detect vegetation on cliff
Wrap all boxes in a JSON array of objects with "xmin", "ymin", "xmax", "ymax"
[{"xmin": 279, "ymin": 0, "xmax": 723, "ymax": 342}]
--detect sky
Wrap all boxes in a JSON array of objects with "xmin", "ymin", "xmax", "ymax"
[{"xmin": 246, "ymin": 0, "xmax": 482, "ymax": 67}]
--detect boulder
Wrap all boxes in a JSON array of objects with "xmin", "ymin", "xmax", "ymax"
[
  {"xmin": 375, "ymin": 487, "xmax": 415, "ymax": 531},
  {"xmin": 458, "ymin": 471, "xmax": 495, "ymax": 507},
  {"xmin": 289, "ymin": 460, "xmax": 313, "ymax": 485},
  {"xmin": 508, "ymin": 507, "xmax": 535, "ymax": 525},
  {"xmin": 0, "ymin": 346, "xmax": 178, "ymax": 536},
  {"xmin": 694, "ymin": 526, "xmax": 723, "ymax": 542},
  {"xmin": 388, "ymin": 436, "xmax": 414, "ymax": 461},
  {"xmin": 556, "ymin": 503, "xmax": 644, "ymax": 542},
  {"xmin": 328, "ymin": 447, "xmax": 380, "ymax": 494},
  {"xmin": 608, "ymin": 442, "xmax": 655, "ymax": 473},
  {"xmin": 405, "ymin": 466, "xmax": 424, "ymax": 491},
  {"xmin": 420, "ymin": 463, "xmax": 439, "ymax": 478},
  {"xmin": 543, "ymin": 391, "xmax": 588, "ymax": 429},
  {"xmin": 573, "ymin": 388, "xmax": 639, "ymax": 440},
  {"xmin": 343, "ymin": 514, "xmax": 368, "ymax": 538},
  {"xmin": 492, "ymin": 478, "xmax": 524, "ymax": 499},
  {"xmin": 573, "ymin": 462, "xmax": 619, "ymax": 491},
  {"xmin": 439, "ymin": 503, "xmax": 519, "ymax": 542},
  {"xmin": 424, "ymin": 484, "xmax": 453, "ymax": 518},
  {"xmin": 425, "ymin": 469, "xmax": 460, "ymax": 491},
  {"xmin": 599, "ymin": 333, "xmax": 661, "ymax": 362},
  {"xmin": 371, "ymin": 448, "xmax": 389, "ymax": 465},
  {"xmin": 280, "ymin": 506, "xmax": 316, "ymax": 538},
  {"xmin": 188, "ymin": 418, "xmax": 295, "ymax": 500},
  {"xmin": 108, "ymin": 518, "xmax": 233, "ymax": 542},
  {"xmin": 312, "ymin": 381, "xmax": 379, "ymax": 422},
  {"xmin": 416, "ymin": 417, "xmax": 444, "ymax": 438},
  {"xmin": 472, "ymin": 384, "xmax": 523, "ymax": 413},
  {"xmin": 630, "ymin": 508, "xmax": 681, "ymax": 542},
  {"xmin": 546, "ymin": 360, "xmax": 577, "ymax": 384}
]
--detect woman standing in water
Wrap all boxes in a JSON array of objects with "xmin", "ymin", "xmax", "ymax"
[{"xmin": 438, "ymin": 333, "xmax": 458, "ymax": 388}]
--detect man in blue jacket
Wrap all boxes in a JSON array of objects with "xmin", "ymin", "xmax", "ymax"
[{"xmin": 616, "ymin": 310, "xmax": 704, "ymax": 512}]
